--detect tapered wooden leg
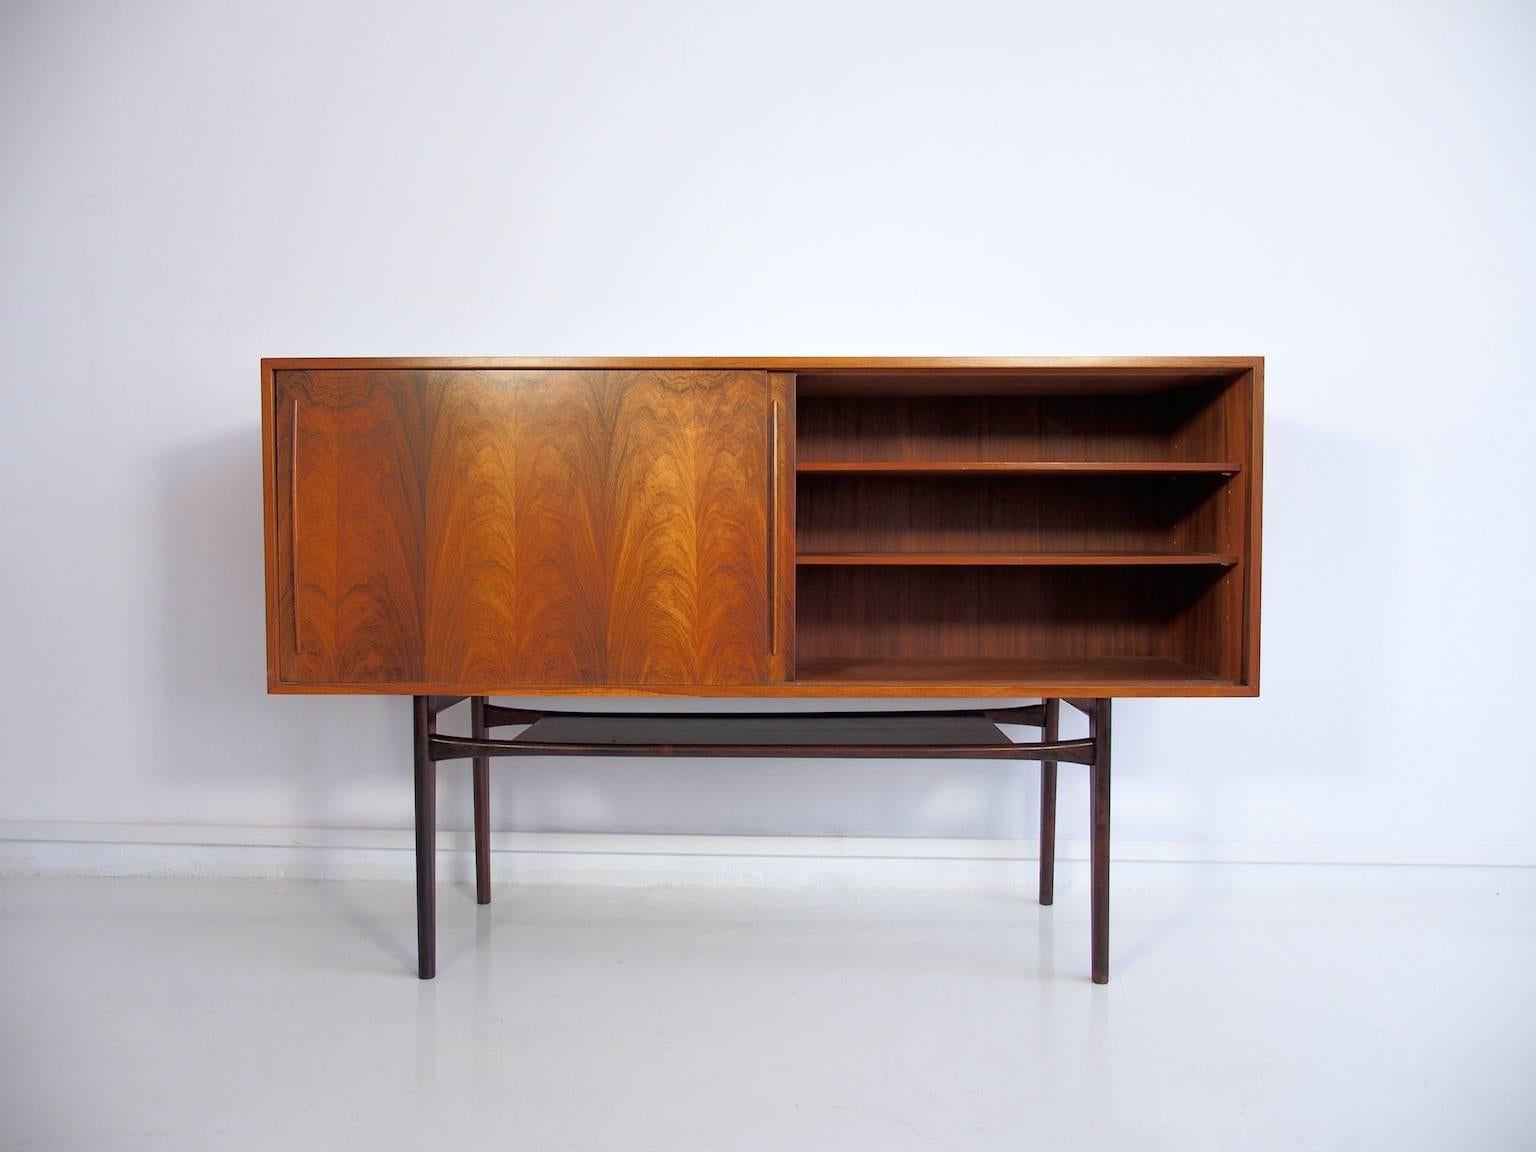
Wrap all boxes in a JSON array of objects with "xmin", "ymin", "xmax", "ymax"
[
  {"xmin": 413, "ymin": 695, "xmax": 437, "ymax": 980},
  {"xmin": 1038, "ymin": 697, "xmax": 1061, "ymax": 905},
  {"xmin": 470, "ymin": 696, "xmax": 491, "ymax": 905},
  {"xmin": 1090, "ymin": 698, "xmax": 1112, "ymax": 984}
]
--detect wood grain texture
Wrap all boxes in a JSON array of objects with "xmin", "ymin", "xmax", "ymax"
[
  {"xmin": 767, "ymin": 372, "xmax": 797, "ymax": 680},
  {"xmin": 1170, "ymin": 369, "xmax": 1257, "ymax": 684},
  {"xmin": 263, "ymin": 356, "xmax": 1262, "ymax": 697},
  {"xmin": 792, "ymin": 368, "xmax": 1260, "ymax": 692},
  {"xmin": 602, "ymin": 370, "xmax": 770, "ymax": 683},
  {"xmin": 795, "ymin": 565, "xmax": 1227, "ymax": 668},
  {"xmin": 261, "ymin": 361, "xmax": 280, "ymax": 680},
  {"xmin": 271, "ymin": 674, "xmax": 1249, "ymax": 698},
  {"xmin": 797, "ymin": 389, "xmax": 1230, "ymax": 464},
  {"xmin": 797, "ymin": 461, "xmax": 1241, "ymax": 475},
  {"xmin": 795, "ymin": 552, "xmax": 1238, "ymax": 566},
  {"xmin": 796, "ymin": 474, "xmax": 1230, "ymax": 555},
  {"xmin": 793, "ymin": 657, "xmax": 1220, "ymax": 686},
  {"xmin": 1245, "ymin": 364, "xmax": 1264, "ymax": 692},
  {"xmin": 264, "ymin": 357, "xmax": 1264, "ymax": 374},
  {"xmin": 273, "ymin": 369, "xmax": 772, "ymax": 688},
  {"xmin": 276, "ymin": 371, "xmax": 429, "ymax": 684}
]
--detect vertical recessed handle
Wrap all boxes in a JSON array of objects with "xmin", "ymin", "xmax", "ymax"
[
  {"xmin": 290, "ymin": 395, "xmax": 303, "ymax": 656},
  {"xmin": 768, "ymin": 398, "xmax": 779, "ymax": 654}
]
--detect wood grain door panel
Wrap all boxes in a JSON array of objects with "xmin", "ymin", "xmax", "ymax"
[
  {"xmin": 273, "ymin": 369, "xmax": 773, "ymax": 688},
  {"xmin": 276, "ymin": 373, "xmax": 429, "ymax": 684}
]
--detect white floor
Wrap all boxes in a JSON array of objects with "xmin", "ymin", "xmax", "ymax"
[{"xmin": 1, "ymin": 864, "xmax": 1533, "ymax": 1151}]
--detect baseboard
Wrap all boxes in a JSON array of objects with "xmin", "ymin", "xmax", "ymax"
[{"xmin": 0, "ymin": 821, "xmax": 1530, "ymax": 884}]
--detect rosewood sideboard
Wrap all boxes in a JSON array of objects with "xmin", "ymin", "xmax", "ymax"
[{"xmin": 262, "ymin": 357, "xmax": 1264, "ymax": 982}]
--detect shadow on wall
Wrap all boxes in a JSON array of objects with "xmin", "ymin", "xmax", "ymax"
[
  {"xmin": 152, "ymin": 426, "xmax": 409, "ymax": 833},
  {"xmin": 1137, "ymin": 414, "xmax": 1382, "ymax": 848}
]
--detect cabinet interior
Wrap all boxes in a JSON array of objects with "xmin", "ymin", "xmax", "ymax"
[{"xmin": 791, "ymin": 370, "xmax": 1254, "ymax": 687}]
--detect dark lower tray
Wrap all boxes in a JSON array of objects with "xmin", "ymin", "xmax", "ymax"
[
  {"xmin": 517, "ymin": 712, "xmax": 1012, "ymax": 748},
  {"xmin": 423, "ymin": 702, "xmax": 1094, "ymax": 763}
]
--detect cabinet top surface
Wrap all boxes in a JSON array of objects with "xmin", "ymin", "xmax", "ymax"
[{"xmin": 264, "ymin": 355, "xmax": 1262, "ymax": 374}]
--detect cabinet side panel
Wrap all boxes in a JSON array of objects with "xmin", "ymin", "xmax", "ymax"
[
  {"xmin": 262, "ymin": 362, "xmax": 280, "ymax": 688},
  {"xmin": 1246, "ymin": 363, "xmax": 1263, "ymax": 690},
  {"xmin": 1172, "ymin": 369, "xmax": 1256, "ymax": 682}
]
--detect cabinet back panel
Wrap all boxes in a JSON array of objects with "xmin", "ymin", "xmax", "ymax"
[
  {"xmin": 797, "ymin": 385, "xmax": 1235, "ymax": 464},
  {"xmin": 796, "ymin": 566, "xmax": 1227, "ymax": 669},
  {"xmin": 797, "ymin": 474, "xmax": 1228, "ymax": 554}
]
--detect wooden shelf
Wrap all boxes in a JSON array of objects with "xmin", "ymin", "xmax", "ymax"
[
  {"xmin": 797, "ymin": 460, "xmax": 1242, "ymax": 476},
  {"xmin": 795, "ymin": 369, "xmax": 1250, "ymax": 397},
  {"xmin": 796, "ymin": 551, "xmax": 1240, "ymax": 567},
  {"xmin": 794, "ymin": 656, "xmax": 1225, "ymax": 686}
]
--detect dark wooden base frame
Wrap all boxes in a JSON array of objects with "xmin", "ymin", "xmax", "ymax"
[{"xmin": 411, "ymin": 696, "xmax": 1112, "ymax": 983}]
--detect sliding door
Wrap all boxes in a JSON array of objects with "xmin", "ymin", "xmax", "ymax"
[{"xmin": 269, "ymin": 368, "xmax": 779, "ymax": 689}]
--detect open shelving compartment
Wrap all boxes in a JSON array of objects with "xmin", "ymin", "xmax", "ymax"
[{"xmin": 790, "ymin": 364, "xmax": 1261, "ymax": 692}]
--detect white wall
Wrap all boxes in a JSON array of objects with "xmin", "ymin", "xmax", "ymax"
[{"xmin": 1, "ymin": 0, "xmax": 1533, "ymax": 867}]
